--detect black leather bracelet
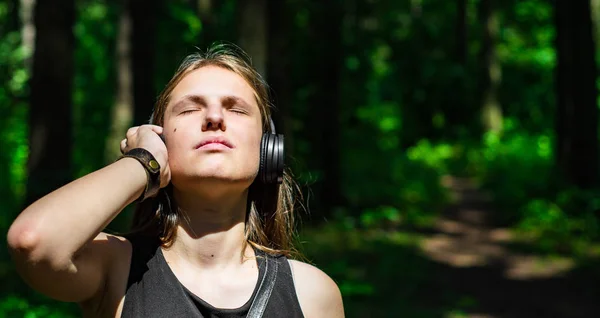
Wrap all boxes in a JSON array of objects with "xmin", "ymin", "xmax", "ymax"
[{"xmin": 118, "ymin": 148, "xmax": 161, "ymax": 202}]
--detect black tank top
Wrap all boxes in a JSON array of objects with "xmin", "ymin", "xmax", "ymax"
[{"xmin": 121, "ymin": 235, "xmax": 304, "ymax": 318}]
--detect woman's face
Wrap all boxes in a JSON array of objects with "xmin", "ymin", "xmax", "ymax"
[{"xmin": 162, "ymin": 65, "xmax": 263, "ymax": 192}]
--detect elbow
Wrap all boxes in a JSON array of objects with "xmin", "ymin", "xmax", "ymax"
[
  {"xmin": 7, "ymin": 221, "xmax": 69, "ymax": 271},
  {"xmin": 7, "ymin": 222, "xmax": 41, "ymax": 256}
]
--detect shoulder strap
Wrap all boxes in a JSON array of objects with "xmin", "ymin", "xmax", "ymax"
[{"xmin": 247, "ymin": 253, "xmax": 278, "ymax": 318}]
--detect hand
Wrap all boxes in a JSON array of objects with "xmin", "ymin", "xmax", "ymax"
[{"xmin": 120, "ymin": 125, "xmax": 171, "ymax": 188}]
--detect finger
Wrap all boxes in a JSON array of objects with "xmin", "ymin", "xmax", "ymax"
[
  {"xmin": 126, "ymin": 127, "xmax": 139, "ymax": 138},
  {"xmin": 142, "ymin": 124, "xmax": 163, "ymax": 136},
  {"xmin": 120, "ymin": 138, "xmax": 128, "ymax": 154}
]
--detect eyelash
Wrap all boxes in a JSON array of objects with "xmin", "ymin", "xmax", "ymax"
[
  {"xmin": 229, "ymin": 108, "xmax": 246, "ymax": 114},
  {"xmin": 180, "ymin": 109, "xmax": 197, "ymax": 115},
  {"xmin": 180, "ymin": 108, "xmax": 246, "ymax": 115}
]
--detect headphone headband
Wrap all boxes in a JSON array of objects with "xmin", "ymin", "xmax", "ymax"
[{"xmin": 268, "ymin": 116, "xmax": 276, "ymax": 134}]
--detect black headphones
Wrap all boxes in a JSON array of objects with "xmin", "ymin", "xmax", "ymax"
[{"xmin": 259, "ymin": 117, "xmax": 285, "ymax": 184}]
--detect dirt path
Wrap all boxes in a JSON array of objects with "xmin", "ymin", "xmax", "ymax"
[{"xmin": 417, "ymin": 176, "xmax": 600, "ymax": 318}]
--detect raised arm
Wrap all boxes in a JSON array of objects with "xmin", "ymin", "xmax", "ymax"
[{"xmin": 6, "ymin": 125, "xmax": 169, "ymax": 303}]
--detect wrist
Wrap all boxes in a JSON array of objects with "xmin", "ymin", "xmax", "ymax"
[
  {"xmin": 117, "ymin": 148, "xmax": 161, "ymax": 202},
  {"xmin": 119, "ymin": 157, "xmax": 148, "ymax": 201}
]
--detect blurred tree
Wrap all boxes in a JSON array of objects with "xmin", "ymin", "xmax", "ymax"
[
  {"xmin": 236, "ymin": 0, "xmax": 267, "ymax": 76},
  {"xmin": 267, "ymin": 0, "xmax": 294, "ymax": 155},
  {"xmin": 25, "ymin": 0, "xmax": 75, "ymax": 206},
  {"xmin": 20, "ymin": 0, "xmax": 34, "ymax": 71},
  {"xmin": 105, "ymin": 1, "xmax": 133, "ymax": 163},
  {"xmin": 479, "ymin": 0, "xmax": 503, "ymax": 133},
  {"xmin": 5, "ymin": 0, "xmax": 18, "ymax": 32},
  {"xmin": 194, "ymin": 0, "xmax": 214, "ymax": 47},
  {"xmin": 308, "ymin": 1, "xmax": 344, "ymax": 217},
  {"xmin": 593, "ymin": 0, "xmax": 600, "ymax": 53},
  {"xmin": 554, "ymin": 0, "xmax": 599, "ymax": 188},
  {"xmin": 442, "ymin": 0, "xmax": 472, "ymax": 138},
  {"xmin": 456, "ymin": 0, "xmax": 468, "ymax": 66},
  {"xmin": 130, "ymin": 0, "xmax": 158, "ymax": 126},
  {"xmin": 0, "ymin": 0, "xmax": 24, "ymax": 285}
]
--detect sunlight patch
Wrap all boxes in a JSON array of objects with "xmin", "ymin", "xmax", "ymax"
[{"xmin": 504, "ymin": 255, "xmax": 575, "ymax": 280}]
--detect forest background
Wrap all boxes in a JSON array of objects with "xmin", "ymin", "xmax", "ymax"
[{"xmin": 1, "ymin": 0, "xmax": 600, "ymax": 317}]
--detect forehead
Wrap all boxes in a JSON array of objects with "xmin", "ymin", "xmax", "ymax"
[{"xmin": 169, "ymin": 65, "xmax": 258, "ymax": 107}]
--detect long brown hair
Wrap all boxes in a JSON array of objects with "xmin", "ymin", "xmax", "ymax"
[{"xmin": 129, "ymin": 43, "xmax": 303, "ymax": 257}]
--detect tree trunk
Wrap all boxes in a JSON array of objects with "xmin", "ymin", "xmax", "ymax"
[
  {"xmin": 591, "ymin": 0, "xmax": 600, "ymax": 54},
  {"xmin": 237, "ymin": 0, "xmax": 267, "ymax": 76},
  {"xmin": 26, "ymin": 0, "xmax": 75, "ymax": 205},
  {"xmin": 480, "ymin": 0, "xmax": 502, "ymax": 133},
  {"xmin": 130, "ymin": 0, "xmax": 158, "ymax": 126},
  {"xmin": 195, "ymin": 0, "xmax": 214, "ymax": 48},
  {"xmin": 456, "ymin": 0, "xmax": 467, "ymax": 66},
  {"xmin": 267, "ymin": 0, "xmax": 293, "ymax": 157},
  {"xmin": 20, "ymin": 0, "xmax": 35, "ymax": 71},
  {"xmin": 105, "ymin": 1, "xmax": 134, "ymax": 163},
  {"xmin": 6, "ymin": 0, "xmax": 19, "ymax": 34},
  {"xmin": 310, "ymin": 2, "xmax": 344, "ymax": 217},
  {"xmin": 555, "ymin": 0, "xmax": 599, "ymax": 188},
  {"xmin": 443, "ymin": 0, "xmax": 469, "ymax": 137}
]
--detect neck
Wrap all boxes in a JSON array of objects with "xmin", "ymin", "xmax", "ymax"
[{"xmin": 164, "ymin": 186, "xmax": 252, "ymax": 269}]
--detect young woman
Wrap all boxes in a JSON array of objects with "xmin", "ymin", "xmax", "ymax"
[{"xmin": 7, "ymin": 44, "xmax": 344, "ymax": 317}]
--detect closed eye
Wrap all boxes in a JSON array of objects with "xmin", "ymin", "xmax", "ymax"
[
  {"xmin": 229, "ymin": 108, "xmax": 247, "ymax": 114},
  {"xmin": 180, "ymin": 109, "xmax": 198, "ymax": 115}
]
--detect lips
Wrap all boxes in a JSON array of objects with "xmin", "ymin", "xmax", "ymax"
[{"xmin": 195, "ymin": 137, "xmax": 234, "ymax": 149}]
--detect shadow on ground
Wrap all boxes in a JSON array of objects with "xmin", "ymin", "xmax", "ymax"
[{"xmin": 300, "ymin": 176, "xmax": 600, "ymax": 318}]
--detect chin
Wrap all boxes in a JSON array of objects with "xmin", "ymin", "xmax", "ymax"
[{"xmin": 171, "ymin": 169, "xmax": 256, "ymax": 195}]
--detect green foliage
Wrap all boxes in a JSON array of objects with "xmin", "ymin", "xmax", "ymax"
[
  {"xmin": 72, "ymin": 0, "xmax": 118, "ymax": 177},
  {"xmin": 0, "ymin": 295, "xmax": 77, "ymax": 318},
  {"xmin": 499, "ymin": 0, "xmax": 556, "ymax": 133},
  {"xmin": 0, "ymin": 1, "xmax": 29, "ymax": 210},
  {"xmin": 341, "ymin": 138, "xmax": 449, "ymax": 228},
  {"xmin": 514, "ymin": 189, "xmax": 600, "ymax": 254},
  {"xmin": 473, "ymin": 122, "xmax": 554, "ymax": 218},
  {"xmin": 460, "ymin": 120, "xmax": 600, "ymax": 254},
  {"xmin": 167, "ymin": 2, "xmax": 202, "ymax": 43},
  {"xmin": 359, "ymin": 206, "xmax": 401, "ymax": 228},
  {"xmin": 2, "ymin": 0, "xmax": 600, "ymax": 315},
  {"xmin": 407, "ymin": 140, "xmax": 456, "ymax": 174},
  {"xmin": 0, "ymin": 0, "xmax": 29, "ymax": 285}
]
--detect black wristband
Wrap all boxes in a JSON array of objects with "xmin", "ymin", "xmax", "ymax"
[{"xmin": 118, "ymin": 148, "xmax": 161, "ymax": 202}]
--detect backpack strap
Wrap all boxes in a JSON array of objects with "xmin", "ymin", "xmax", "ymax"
[{"xmin": 247, "ymin": 253, "xmax": 278, "ymax": 317}]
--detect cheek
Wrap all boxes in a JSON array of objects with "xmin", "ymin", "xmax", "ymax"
[
  {"xmin": 163, "ymin": 129, "xmax": 193, "ymax": 169},
  {"xmin": 165, "ymin": 145, "xmax": 188, "ymax": 174},
  {"xmin": 242, "ymin": 132, "xmax": 262, "ymax": 167}
]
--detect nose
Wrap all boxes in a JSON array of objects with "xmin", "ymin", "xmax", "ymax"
[{"xmin": 202, "ymin": 106, "xmax": 226, "ymax": 131}]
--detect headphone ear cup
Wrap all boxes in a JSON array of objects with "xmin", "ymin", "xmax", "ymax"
[
  {"xmin": 259, "ymin": 133, "xmax": 268, "ymax": 183},
  {"xmin": 258, "ymin": 132, "xmax": 285, "ymax": 184},
  {"xmin": 274, "ymin": 134, "xmax": 284, "ymax": 183}
]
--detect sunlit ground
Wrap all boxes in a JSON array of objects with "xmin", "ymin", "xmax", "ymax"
[{"xmin": 299, "ymin": 176, "xmax": 600, "ymax": 318}]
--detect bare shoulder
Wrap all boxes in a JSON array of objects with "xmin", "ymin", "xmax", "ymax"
[{"xmin": 288, "ymin": 259, "xmax": 345, "ymax": 318}]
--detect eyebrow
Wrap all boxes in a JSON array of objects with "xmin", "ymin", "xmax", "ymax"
[
  {"xmin": 170, "ymin": 94, "xmax": 253, "ymax": 112},
  {"xmin": 222, "ymin": 95, "xmax": 252, "ymax": 109}
]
